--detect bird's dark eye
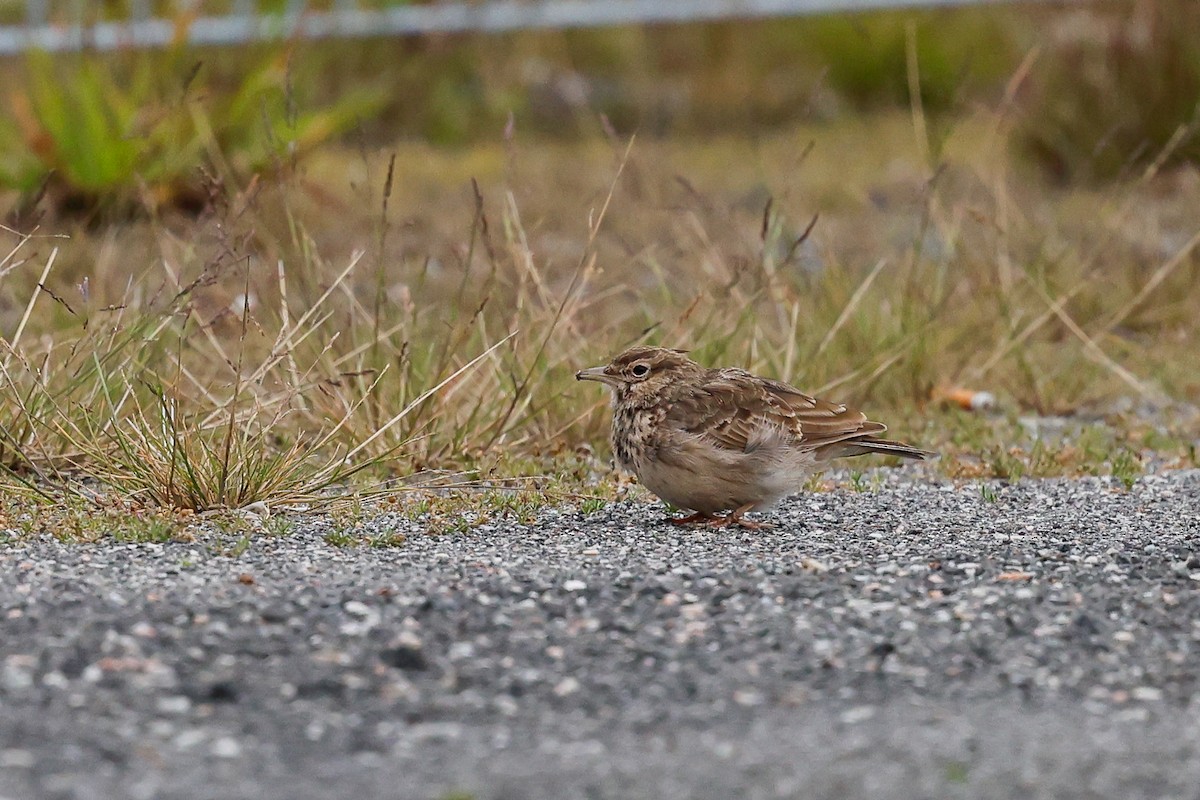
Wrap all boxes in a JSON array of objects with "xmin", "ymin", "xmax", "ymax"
[{"xmin": 631, "ymin": 363, "xmax": 650, "ymax": 378}]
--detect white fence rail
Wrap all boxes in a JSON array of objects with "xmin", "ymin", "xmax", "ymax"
[{"xmin": 0, "ymin": 0, "xmax": 1078, "ymax": 54}]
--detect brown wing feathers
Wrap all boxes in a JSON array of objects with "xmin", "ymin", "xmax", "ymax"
[{"xmin": 672, "ymin": 368, "xmax": 928, "ymax": 460}]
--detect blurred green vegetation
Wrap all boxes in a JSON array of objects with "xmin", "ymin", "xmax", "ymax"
[
  {"xmin": 329, "ymin": 9, "xmax": 1030, "ymax": 141},
  {"xmin": 1019, "ymin": 0, "xmax": 1200, "ymax": 182},
  {"xmin": 0, "ymin": 45, "xmax": 383, "ymax": 215},
  {"xmin": 2, "ymin": 1, "xmax": 1199, "ymax": 215}
]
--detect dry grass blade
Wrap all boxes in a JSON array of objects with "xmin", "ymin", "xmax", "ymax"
[
  {"xmin": 4, "ymin": 248, "xmax": 57, "ymax": 368},
  {"xmin": 1033, "ymin": 283, "xmax": 1162, "ymax": 403},
  {"xmin": 813, "ymin": 257, "xmax": 888, "ymax": 358},
  {"xmin": 0, "ymin": 225, "xmax": 37, "ymax": 280},
  {"xmin": 346, "ymin": 332, "xmax": 519, "ymax": 464},
  {"xmin": 1101, "ymin": 227, "xmax": 1200, "ymax": 337},
  {"xmin": 968, "ymin": 281, "xmax": 1087, "ymax": 382},
  {"xmin": 479, "ymin": 139, "xmax": 633, "ymax": 451}
]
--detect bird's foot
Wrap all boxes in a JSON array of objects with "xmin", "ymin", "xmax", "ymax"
[
  {"xmin": 725, "ymin": 503, "xmax": 771, "ymax": 530},
  {"xmin": 670, "ymin": 505, "xmax": 771, "ymax": 530}
]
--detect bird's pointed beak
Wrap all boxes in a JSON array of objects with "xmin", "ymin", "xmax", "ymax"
[{"xmin": 576, "ymin": 365, "xmax": 621, "ymax": 387}]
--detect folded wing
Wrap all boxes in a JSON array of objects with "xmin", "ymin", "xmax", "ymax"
[{"xmin": 666, "ymin": 368, "xmax": 888, "ymax": 456}]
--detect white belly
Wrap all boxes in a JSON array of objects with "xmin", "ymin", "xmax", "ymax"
[{"xmin": 633, "ymin": 429, "xmax": 817, "ymax": 515}]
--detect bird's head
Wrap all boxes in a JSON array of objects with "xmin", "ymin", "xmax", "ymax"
[{"xmin": 576, "ymin": 345, "xmax": 699, "ymax": 404}]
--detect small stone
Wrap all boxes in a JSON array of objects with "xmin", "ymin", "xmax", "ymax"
[
  {"xmin": 173, "ymin": 730, "xmax": 206, "ymax": 750},
  {"xmin": 448, "ymin": 642, "xmax": 475, "ymax": 660},
  {"xmin": 260, "ymin": 604, "xmax": 291, "ymax": 623},
  {"xmin": 840, "ymin": 706, "xmax": 876, "ymax": 724},
  {"xmin": 493, "ymin": 695, "xmax": 519, "ymax": 716},
  {"xmin": 130, "ymin": 621, "xmax": 157, "ymax": 638},
  {"xmin": 211, "ymin": 736, "xmax": 242, "ymax": 759},
  {"xmin": 2, "ymin": 663, "xmax": 33, "ymax": 691},
  {"xmin": 381, "ymin": 645, "xmax": 427, "ymax": 672},
  {"xmin": 395, "ymin": 629, "xmax": 422, "ymax": 649},
  {"xmin": 344, "ymin": 601, "xmax": 372, "ymax": 618},
  {"xmin": 0, "ymin": 749, "xmax": 34, "ymax": 769},
  {"xmin": 562, "ymin": 580, "xmax": 587, "ymax": 592},
  {"xmin": 156, "ymin": 695, "xmax": 191, "ymax": 715}
]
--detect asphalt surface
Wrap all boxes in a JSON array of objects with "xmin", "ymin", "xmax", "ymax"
[{"xmin": 2, "ymin": 468, "xmax": 1200, "ymax": 800}]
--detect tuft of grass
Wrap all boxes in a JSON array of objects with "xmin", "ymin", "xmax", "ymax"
[
  {"xmin": 1110, "ymin": 448, "xmax": 1142, "ymax": 491},
  {"xmin": 323, "ymin": 529, "xmax": 359, "ymax": 548},
  {"xmin": 0, "ymin": 220, "xmax": 511, "ymax": 514},
  {"xmin": 0, "ymin": 47, "xmax": 383, "ymax": 216},
  {"xmin": 944, "ymin": 760, "xmax": 970, "ymax": 784},
  {"xmin": 579, "ymin": 496, "xmax": 606, "ymax": 515},
  {"xmin": 368, "ymin": 530, "xmax": 407, "ymax": 548}
]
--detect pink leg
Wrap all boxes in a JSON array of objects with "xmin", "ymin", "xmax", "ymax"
[
  {"xmin": 726, "ymin": 503, "xmax": 769, "ymax": 530},
  {"xmin": 680, "ymin": 505, "xmax": 769, "ymax": 530}
]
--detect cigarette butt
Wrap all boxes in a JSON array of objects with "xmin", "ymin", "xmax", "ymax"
[{"xmin": 938, "ymin": 387, "xmax": 996, "ymax": 411}]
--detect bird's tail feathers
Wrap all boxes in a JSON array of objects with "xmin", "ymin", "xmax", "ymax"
[{"xmin": 830, "ymin": 437, "xmax": 935, "ymax": 461}]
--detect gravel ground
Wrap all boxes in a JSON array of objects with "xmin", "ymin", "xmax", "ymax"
[{"xmin": 2, "ymin": 469, "xmax": 1200, "ymax": 800}]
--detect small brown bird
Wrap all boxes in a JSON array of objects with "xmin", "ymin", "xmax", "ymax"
[{"xmin": 577, "ymin": 345, "xmax": 932, "ymax": 529}]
